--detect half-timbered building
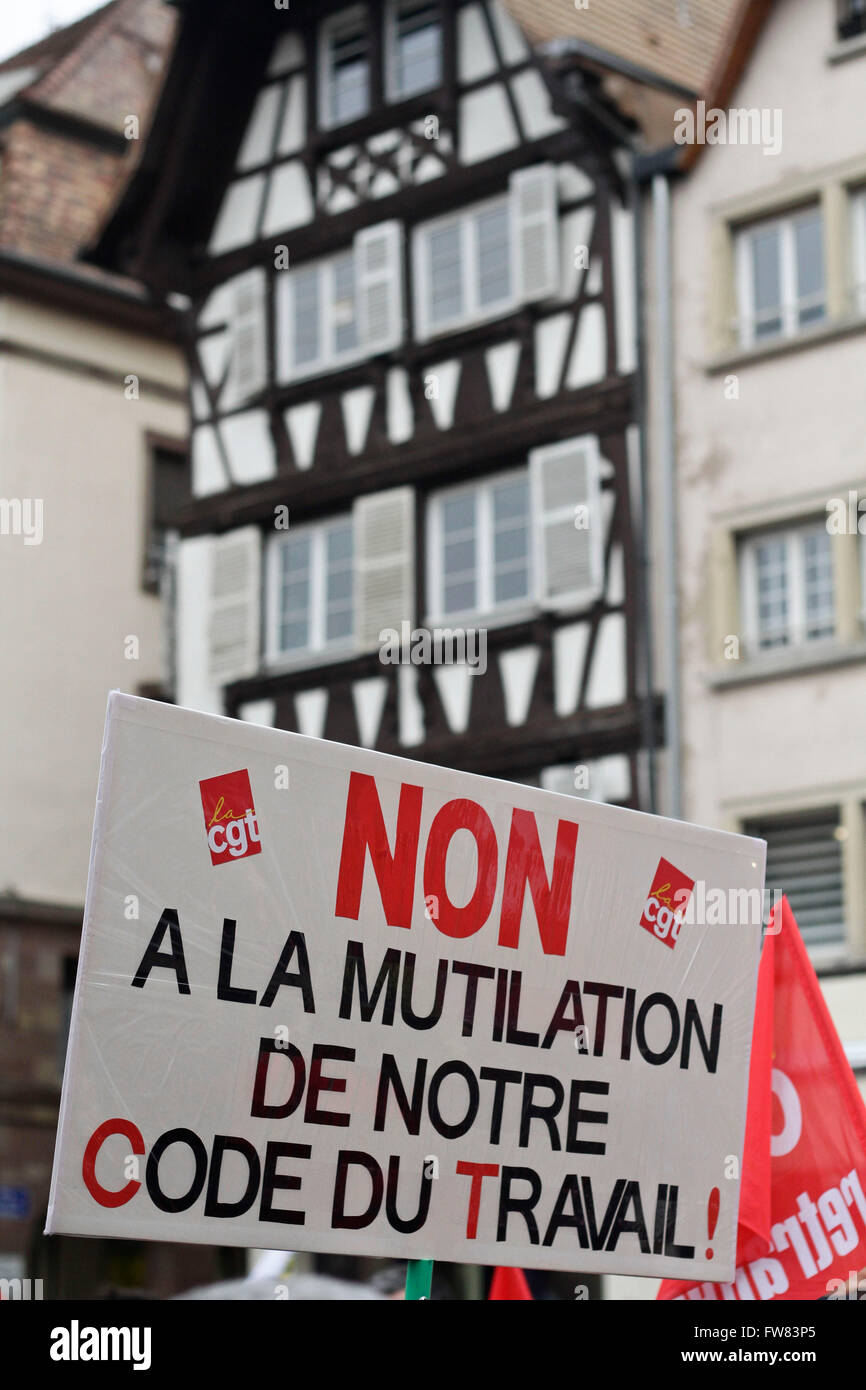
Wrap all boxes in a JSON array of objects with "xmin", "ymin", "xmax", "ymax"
[{"xmin": 96, "ymin": 0, "xmax": 656, "ymax": 811}]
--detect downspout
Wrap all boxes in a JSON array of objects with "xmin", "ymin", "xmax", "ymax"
[
  {"xmin": 651, "ymin": 171, "xmax": 683, "ymax": 821},
  {"xmin": 629, "ymin": 160, "xmax": 658, "ymax": 815}
]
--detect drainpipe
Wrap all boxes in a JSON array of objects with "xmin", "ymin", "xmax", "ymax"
[
  {"xmin": 651, "ymin": 172, "xmax": 683, "ymax": 821},
  {"xmin": 628, "ymin": 160, "xmax": 657, "ymax": 815}
]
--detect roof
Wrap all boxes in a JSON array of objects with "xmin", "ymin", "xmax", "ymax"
[
  {"xmin": 91, "ymin": 0, "xmax": 776, "ymax": 287},
  {"xmin": 0, "ymin": 0, "xmax": 176, "ymax": 271},
  {"xmin": 503, "ymin": 0, "xmax": 775, "ymax": 166},
  {"xmin": 502, "ymin": 0, "xmax": 742, "ymax": 98},
  {"xmin": 0, "ymin": 2, "xmax": 115, "ymax": 80}
]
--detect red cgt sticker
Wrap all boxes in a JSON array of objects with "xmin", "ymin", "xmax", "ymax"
[
  {"xmin": 640, "ymin": 857, "xmax": 694, "ymax": 949},
  {"xmin": 200, "ymin": 768, "xmax": 261, "ymax": 867}
]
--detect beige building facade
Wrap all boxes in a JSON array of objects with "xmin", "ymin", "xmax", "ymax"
[
  {"xmin": 0, "ymin": 289, "xmax": 186, "ymax": 904},
  {"xmin": 666, "ymin": 0, "xmax": 866, "ymax": 988},
  {"xmin": 606, "ymin": 0, "xmax": 866, "ymax": 1302},
  {"xmin": 0, "ymin": 0, "xmax": 243, "ymax": 1296}
]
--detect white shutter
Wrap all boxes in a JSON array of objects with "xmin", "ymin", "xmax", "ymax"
[
  {"xmin": 510, "ymin": 164, "xmax": 558, "ymax": 303},
  {"xmin": 745, "ymin": 809, "xmax": 843, "ymax": 945},
  {"xmin": 356, "ymin": 221, "xmax": 404, "ymax": 353},
  {"xmin": 207, "ymin": 526, "xmax": 261, "ymax": 685},
  {"xmin": 224, "ymin": 268, "xmax": 267, "ymax": 405},
  {"xmin": 530, "ymin": 436, "xmax": 603, "ymax": 609},
  {"xmin": 353, "ymin": 486, "xmax": 414, "ymax": 651}
]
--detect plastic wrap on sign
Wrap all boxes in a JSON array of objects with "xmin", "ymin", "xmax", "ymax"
[{"xmin": 46, "ymin": 693, "xmax": 766, "ymax": 1278}]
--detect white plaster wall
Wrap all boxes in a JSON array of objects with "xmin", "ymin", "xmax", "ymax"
[
  {"xmin": 457, "ymin": 3, "xmax": 496, "ymax": 82},
  {"xmin": 639, "ymin": 0, "xmax": 866, "ymax": 1187},
  {"xmin": 656, "ymin": 0, "xmax": 866, "ymax": 830},
  {"xmin": 0, "ymin": 297, "xmax": 186, "ymax": 905},
  {"xmin": 458, "ymin": 85, "xmax": 518, "ymax": 164}
]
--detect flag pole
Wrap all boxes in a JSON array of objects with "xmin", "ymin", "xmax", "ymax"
[{"xmin": 405, "ymin": 1259, "xmax": 433, "ymax": 1300}]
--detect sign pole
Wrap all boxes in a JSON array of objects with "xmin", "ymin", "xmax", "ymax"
[{"xmin": 405, "ymin": 1259, "xmax": 433, "ymax": 1300}]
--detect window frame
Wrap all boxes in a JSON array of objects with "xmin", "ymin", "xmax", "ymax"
[
  {"xmin": 277, "ymin": 250, "xmax": 362, "ymax": 382},
  {"xmin": 858, "ymin": 521, "xmax": 866, "ymax": 623},
  {"xmin": 837, "ymin": 0, "xmax": 866, "ymax": 43},
  {"xmin": 142, "ymin": 435, "xmax": 188, "ymax": 598},
  {"xmin": 739, "ymin": 519, "xmax": 837, "ymax": 656},
  {"xmin": 850, "ymin": 186, "xmax": 866, "ymax": 316},
  {"xmin": 742, "ymin": 806, "xmax": 846, "ymax": 949},
  {"xmin": 413, "ymin": 193, "xmax": 517, "ymax": 341},
  {"xmin": 276, "ymin": 223, "xmax": 403, "ymax": 382},
  {"xmin": 426, "ymin": 468, "xmax": 536, "ymax": 625},
  {"xmin": 319, "ymin": 4, "xmax": 372, "ymax": 131},
  {"xmin": 384, "ymin": 0, "xmax": 444, "ymax": 104},
  {"xmin": 734, "ymin": 205, "xmax": 826, "ymax": 348},
  {"xmin": 266, "ymin": 515, "xmax": 356, "ymax": 667}
]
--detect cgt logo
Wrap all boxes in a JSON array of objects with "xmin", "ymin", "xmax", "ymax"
[
  {"xmin": 200, "ymin": 769, "xmax": 261, "ymax": 867},
  {"xmin": 640, "ymin": 857, "xmax": 694, "ymax": 950}
]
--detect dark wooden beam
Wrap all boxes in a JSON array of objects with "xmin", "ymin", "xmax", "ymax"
[
  {"xmin": 175, "ymin": 376, "xmax": 635, "ymax": 535},
  {"xmin": 190, "ymin": 125, "xmax": 594, "ymax": 294}
]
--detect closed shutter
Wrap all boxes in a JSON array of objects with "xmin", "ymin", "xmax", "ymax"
[
  {"xmin": 530, "ymin": 435, "xmax": 603, "ymax": 609},
  {"xmin": 510, "ymin": 164, "xmax": 558, "ymax": 303},
  {"xmin": 744, "ymin": 808, "xmax": 845, "ymax": 945},
  {"xmin": 207, "ymin": 526, "xmax": 261, "ymax": 685},
  {"xmin": 356, "ymin": 221, "xmax": 404, "ymax": 353},
  {"xmin": 353, "ymin": 487, "xmax": 414, "ymax": 651},
  {"xmin": 223, "ymin": 268, "xmax": 267, "ymax": 406}
]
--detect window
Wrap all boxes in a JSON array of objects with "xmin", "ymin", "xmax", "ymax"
[
  {"xmin": 289, "ymin": 253, "xmax": 359, "ymax": 368},
  {"xmin": 837, "ymin": 0, "xmax": 866, "ymax": 41},
  {"xmin": 321, "ymin": 3, "xmax": 442, "ymax": 127},
  {"xmin": 214, "ymin": 490, "xmax": 413, "ymax": 679},
  {"xmin": 739, "ymin": 521, "xmax": 836, "ymax": 654},
  {"xmin": 1, "ymin": 938, "xmax": 18, "ymax": 1026},
  {"xmin": 417, "ymin": 198, "xmax": 514, "ymax": 337},
  {"xmin": 387, "ymin": 1, "xmax": 442, "ymax": 101},
  {"xmin": 333, "ymin": 251, "xmax": 360, "ymax": 355},
  {"xmin": 267, "ymin": 518, "xmax": 354, "ymax": 661},
  {"xmin": 144, "ymin": 443, "xmax": 187, "ymax": 595},
  {"xmin": 851, "ymin": 187, "xmax": 866, "ymax": 315},
  {"xmin": 735, "ymin": 207, "xmax": 825, "ymax": 347},
  {"xmin": 276, "ymin": 222, "xmax": 403, "ymax": 381},
  {"xmin": 427, "ymin": 437, "xmax": 604, "ymax": 620},
  {"xmin": 429, "ymin": 473, "xmax": 532, "ymax": 619},
  {"xmin": 322, "ymin": 7, "xmax": 370, "ymax": 128},
  {"xmin": 414, "ymin": 167, "xmax": 559, "ymax": 339},
  {"xmin": 743, "ymin": 808, "xmax": 845, "ymax": 946}
]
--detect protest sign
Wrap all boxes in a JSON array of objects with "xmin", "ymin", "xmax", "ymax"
[
  {"xmin": 47, "ymin": 693, "xmax": 765, "ymax": 1277},
  {"xmin": 659, "ymin": 897, "xmax": 866, "ymax": 1300}
]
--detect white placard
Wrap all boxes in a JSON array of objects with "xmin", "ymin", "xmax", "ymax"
[{"xmin": 47, "ymin": 693, "xmax": 765, "ymax": 1278}]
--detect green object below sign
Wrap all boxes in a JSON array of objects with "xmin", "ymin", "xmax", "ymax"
[{"xmin": 405, "ymin": 1260, "xmax": 433, "ymax": 1301}]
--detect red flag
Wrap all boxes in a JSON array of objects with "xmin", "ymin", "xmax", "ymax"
[
  {"xmin": 659, "ymin": 897, "xmax": 866, "ymax": 1300},
  {"xmin": 489, "ymin": 1267, "xmax": 533, "ymax": 1300}
]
